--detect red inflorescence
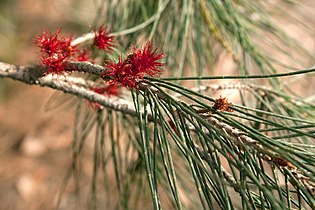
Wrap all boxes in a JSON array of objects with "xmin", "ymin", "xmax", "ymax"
[
  {"xmin": 104, "ymin": 42, "xmax": 165, "ymax": 88},
  {"xmin": 36, "ymin": 28, "xmax": 164, "ymax": 91},
  {"xmin": 93, "ymin": 26, "xmax": 114, "ymax": 52},
  {"xmin": 36, "ymin": 29, "xmax": 76, "ymax": 74},
  {"xmin": 37, "ymin": 29, "xmax": 64, "ymax": 55},
  {"xmin": 36, "ymin": 27, "xmax": 115, "ymax": 74},
  {"xmin": 212, "ymin": 96, "xmax": 233, "ymax": 112}
]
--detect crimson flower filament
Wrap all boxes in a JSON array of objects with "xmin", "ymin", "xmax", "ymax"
[
  {"xmin": 36, "ymin": 27, "xmax": 115, "ymax": 74},
  {"xmin": 93, "ymin": 26, "xmax": 114, "ymax": 52},
  {"xmin": 36, "ymin": 29, "xmax": 75, "ymax": 74},
  {"xmin": 104, "ymin": 42, "xmax": 165, "ymax": 88}
]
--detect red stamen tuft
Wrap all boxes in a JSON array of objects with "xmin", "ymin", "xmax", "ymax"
[
  {"xmin": 40, "ymin": 53, "xmax": 67, "ymax": 74},
  {"xmin": 93, "ymin": 26, "xmax": 114, "ymax": 52},
  {"xmin": 36, "ymin": 29, "xmax": 63, "ymax": 55},
  {"xmin": 128, "ymin": 42, "xmax": 165, "ymax": 77},
  {"xmin": 105, "ymin": 57, "xmax": 136, "ymax": 88},
  {"xmin": 104, "ymin": 42, "xmax": 165, "ymax": 88},
  {"xmin": 36, "ymin": 29, "xmax": 76, "ymax": 74}
]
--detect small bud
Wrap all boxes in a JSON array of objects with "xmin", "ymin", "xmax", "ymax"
[{"xmin": 212, "ymin": 96, "xmax": 233, "ymax": 112}]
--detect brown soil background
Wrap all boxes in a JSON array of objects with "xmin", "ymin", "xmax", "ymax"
[{"xmin": 0, "ymin": 1, "xmax": 314, "ymax": 210}]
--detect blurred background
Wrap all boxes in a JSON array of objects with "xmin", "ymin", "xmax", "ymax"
[
  {"xmin": 0, "ymin": 1, "xmax": 100, "ymax": 209},
  {"xmin": 0, "ymin": 0, "xmax": 314, "ymax": 209}
]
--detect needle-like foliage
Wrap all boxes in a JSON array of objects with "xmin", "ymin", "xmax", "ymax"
[
  {"xmin": 70, "ymin": 1, "xmax": 315, "ymax": 209},
  {"xmin": 58, "ymin": 0, "xmax": 315, "ymax": 209},
  {"xmin": 1, "ymin": 0, "xmax": 314, "ymax": 210}
]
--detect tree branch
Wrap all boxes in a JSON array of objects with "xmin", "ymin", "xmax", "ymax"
[
  {"xmin": 1, "ymin": 61, "xmax": 313, "ymax": 198},
  {"xmin": 0, "ymin": 61, "xmax": 242, "ymax": 195},
  {"xmin": 0, "ymin": 61, "xmax": 134, "ymax": 116}
]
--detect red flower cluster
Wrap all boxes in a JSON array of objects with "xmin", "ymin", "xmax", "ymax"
[
  {"xmin": 93, "ymin": 26, "xmax": 114, "ymax": 52},
  {"xmin": 104, "ymin": 42, "xmax": 165, "ymax": 88},
  {"xmin": 36, "ymin": 26, "xmax": 114, "ymax": 74},
  {"xmin": 36, "ymin": 29, "xmax": 75, "ymax": 74},
  {"xmin": 212, "ymin": 96, "xmax": 233, "ymax": 112},
  {"xmin": 36, "ymin": 27, "xmax": 166, "ymax": 110}
]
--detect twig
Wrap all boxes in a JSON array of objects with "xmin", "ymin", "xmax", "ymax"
[
  {"xmin": 70, "ymin": 32, "xmax": 96, "ymax": 46},
  {"xmin": 0, "ymin": 61, "xmax": 313, "ymax": 198},
  {"xmin": 64, "ymin": 61, "xmax": 109, "ymax": 76},
  {"xmin": 0, "ymin": 62, "xmax": 135, "ymax": 116},
  {"xmin": 0, "ymin": 61, "xmax": 240, "ymax": 194},
  {"xmin": 204, "ymin": 115, "xmax": 315, "ymax": 197}
]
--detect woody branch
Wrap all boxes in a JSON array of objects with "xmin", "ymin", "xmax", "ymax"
[{"xmin": 0, "ymin": 60, "xmax": 313, "ymax": 197}]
